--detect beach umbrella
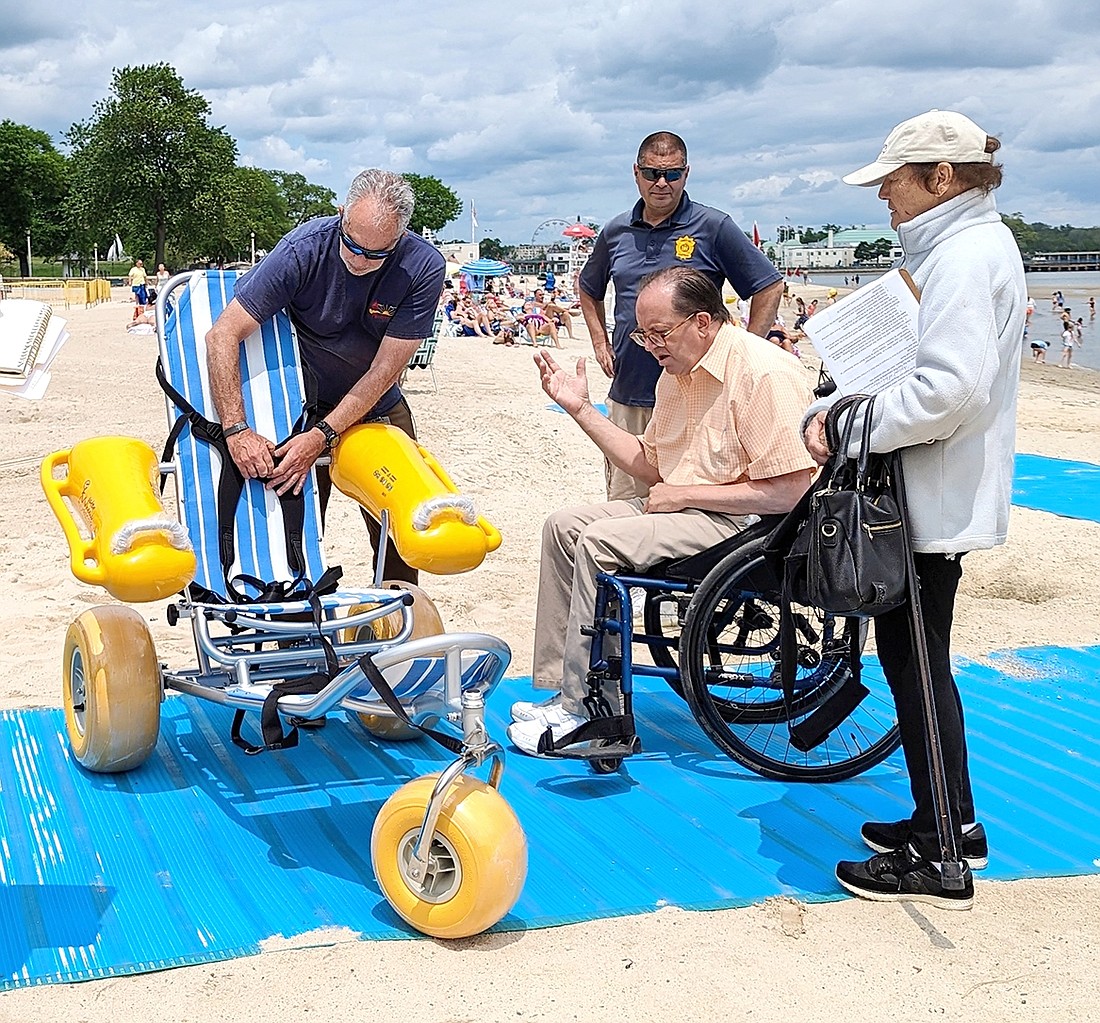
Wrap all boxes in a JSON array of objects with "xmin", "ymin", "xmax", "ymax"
[
  {"xmin": 562, "ymin": 223, "xmax": 596, "ymax": 239},
  {"xmin": 458, "ymin": 258, "xmax": 512, "ymax": 277}
]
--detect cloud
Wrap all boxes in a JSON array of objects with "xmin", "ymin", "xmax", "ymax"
[
  {"xmin": 0, "ymin": 0, "xmax": 1097, "ymax": 239},
  {"xmin": 242, "ymin": 136, "xmax": 329, "ymax": 174}
]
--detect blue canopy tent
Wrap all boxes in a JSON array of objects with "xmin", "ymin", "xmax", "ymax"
[{"xmin": 458, "ymin": 258, "xmax": 511, "ymax": 294}]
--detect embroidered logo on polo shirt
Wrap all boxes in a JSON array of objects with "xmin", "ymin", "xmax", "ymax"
[
  {"xmin": 674, "ymin": 235, "xmax": 696, "ymax": 260},
  {"xmin": 368, "ymin": 301, "xmax": 397, "ymax": 318}
]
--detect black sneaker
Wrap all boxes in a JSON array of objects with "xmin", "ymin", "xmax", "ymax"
[
  {"xmin": 861, "ymin": 819, "xmax": 988, "ymax": 870},
  {"xmin": 836, "ymin": 847, "xmax": 974, "ymax": 910}
]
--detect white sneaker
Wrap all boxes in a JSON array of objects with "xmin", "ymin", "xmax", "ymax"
[
  {"xmin": 507, "ymin": 707, "xmax": 589, "ymax": 757},
  {"xmin": 510, "ymin": 692, "xmax": 565, "ymax": 723}
]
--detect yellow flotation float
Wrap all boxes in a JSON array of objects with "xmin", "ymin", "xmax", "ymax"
[
  {"xmin": 330, "ymin": 424, "xmax": 501, "ymax": 575},
  {"xmin": 41, "ymin": 436, "xmax": 197, "ymax": 602}
]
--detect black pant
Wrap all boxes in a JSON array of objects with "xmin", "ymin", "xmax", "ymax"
[
  {"xmin": 314, "ymin": 396, "xmax": 419, "ymax": 586},
  {"xmin": 873, "ymin": 552, "xmax": 973, "ymax": 860}
]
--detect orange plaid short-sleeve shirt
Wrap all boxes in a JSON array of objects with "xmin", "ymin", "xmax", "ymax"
[{"xmin": 641, "ymin": 323, "xmax": 817, "ymax": 486}]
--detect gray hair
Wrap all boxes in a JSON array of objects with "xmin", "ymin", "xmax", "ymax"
[
  {"xmin": 639, "ymin": 266, "xmax": 730, "ymax": 323},
  {"xmin": 344, "ymin": 169, "xmax": 415, "ymax": 232}
]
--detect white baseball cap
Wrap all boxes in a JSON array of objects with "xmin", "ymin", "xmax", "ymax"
[{"xmin": 843, "ymin": 110, "xmax": 993, "ymax": 187}]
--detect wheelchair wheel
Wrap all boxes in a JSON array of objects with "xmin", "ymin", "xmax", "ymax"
[
  {"xmin": 371, "ymin": 773, "xmax": 527, "ymax": 938},
  {"xmin": 344, "ymin": 582, "xmax": 445, "ymax": 740},
  {"xmin": 62, "ymin": 605, "xmax": 162, "ymax": 773},
  {"xmin": 679, "ymin": 547, "xmax": 899, "ymax": 783}
]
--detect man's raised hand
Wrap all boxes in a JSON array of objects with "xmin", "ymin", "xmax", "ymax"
[{"xmin": 534, "ymin": 351, "xmax": 591, "ymax": 416}]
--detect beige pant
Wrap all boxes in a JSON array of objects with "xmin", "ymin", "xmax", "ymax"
[
  {"xmin": 604, "ymin": 399, "xmax": 655, "ymax": 501},
  {"xmin": 531, "ymin": 500, "xmax": 748, "ymax": 713}
]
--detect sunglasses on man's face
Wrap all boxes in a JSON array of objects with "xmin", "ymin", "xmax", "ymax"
[
  {"xmin": 340, "ymin": 226, "xmax": 398, "ymax": 260},
  {"xmin": 637, "ymin": 166, "xmax": 686, "ymax": 183}
]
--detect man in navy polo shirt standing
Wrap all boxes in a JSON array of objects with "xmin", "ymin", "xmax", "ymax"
[
  {"xmin": 205, "ymin": 168, "xmax": 445, "ymax": 584},
  {"xmin": 579, "ymin": 132, "xmax": 785, "ymax": 501}
]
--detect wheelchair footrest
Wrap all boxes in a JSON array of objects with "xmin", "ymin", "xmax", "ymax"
[
  {"xmin": 542, "ymin": 737, "xmax": 643, "ymax": 761},
  {"xmin": 535, "ymin": 714, "xmax": 641, "ymax": 759}
]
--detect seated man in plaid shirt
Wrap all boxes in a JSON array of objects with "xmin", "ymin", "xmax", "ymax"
[{"xmin": 509, "ymin": 266, "xmax": 817, "ymax": 757}]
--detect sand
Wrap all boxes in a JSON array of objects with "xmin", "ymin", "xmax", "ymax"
[{"xmin": 1, "ymin": 286, "xmax": 1099, "ymax": 1021}]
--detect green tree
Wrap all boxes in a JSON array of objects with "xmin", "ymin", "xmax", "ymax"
[
  {"xmin": 854, "ymin": 237, "xmax": 894, "ymax": 263},
  {"xmin": 479, "ymin": 237, "xmax": 515, "ymax": 260},
  {"xmin": 64, "ymin": 63, "xmax": 237, "ymax": 267},
  {"xmin": 187, "ymin": 166, "xmax": 289, "ymax": 264},
  {"xmin": 267, "ymin": 170, "xmax": 336, "ymax": 226},
  {"xmin": 0, "ymin": 120, "xmax": 67, "ymax": 276},
  {"xmin": 402, "ymin": 173, "xmax": 462, "ymax": 234}
]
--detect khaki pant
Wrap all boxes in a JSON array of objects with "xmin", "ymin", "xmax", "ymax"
[
  {"xmin": 531, "ymin": 500, "xmax": 748, "ymax": 713},
  {"xmin": 604, "ymin": 399, "xmax": 654, "ymax": 501}
]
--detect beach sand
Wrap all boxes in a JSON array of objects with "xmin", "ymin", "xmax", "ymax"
[{"xmin": 1, "ymin": 287, "xmax": 1099, "ymax": 1021}]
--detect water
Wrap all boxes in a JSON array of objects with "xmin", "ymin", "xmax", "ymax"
[
  {"xmin": 1025, "ymin": 272, "xmax": 1100, "ymax": 372},
  {"xmin": 797, "ymin": 269, "xmax": 1100, "ymax": 373}
]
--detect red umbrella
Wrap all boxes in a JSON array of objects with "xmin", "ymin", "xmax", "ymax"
[{"xmin": 562, "ymin": 223, "xmax": 596, "ymax": 239}]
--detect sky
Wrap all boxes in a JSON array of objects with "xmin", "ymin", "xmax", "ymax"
[{"xmin": 2, "ymin": 0, "xmax": 1099, "ymax": 245}]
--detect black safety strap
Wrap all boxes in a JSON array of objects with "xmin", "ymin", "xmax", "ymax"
[
  {"xmin": 231, "ymin": 672, "xmax": 331, "ymax": 754},
  {"xmin": 356, "ymin": 653, "xmax": 465, "ymax": 755},
  {"xmin": 155, "ymin": 356, "xmax": 338, "ymax": 605}
]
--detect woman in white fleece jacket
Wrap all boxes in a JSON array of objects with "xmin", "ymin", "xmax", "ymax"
[{"xmin": 803, "ymin": 111, "xmax": 1026, "ymax": 911}]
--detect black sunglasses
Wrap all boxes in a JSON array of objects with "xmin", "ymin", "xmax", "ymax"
[
  {"xmin": 340, "ymin": 226, "xmax": 399, "ymax": 260},
  {"xmin": 638, "ymin": 166, "xmax": 686, "ymax": 182}
]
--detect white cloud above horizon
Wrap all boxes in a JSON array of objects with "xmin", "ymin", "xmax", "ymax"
[{"xmin": 1, "ymin": 0, "xmax": 1098, "ymax": 243}]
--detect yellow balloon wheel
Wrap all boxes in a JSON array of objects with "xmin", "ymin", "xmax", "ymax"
[
  {"xmin": 371, "ymin": 773, "xmax": 528, "ymax": 938},
  {"xmin": 345, "ymin": 582, "xmax": 445, "ymax": 741},
  {"xmin": 62, "ymin": 604, "xmax": 162, "ymax": 773}
]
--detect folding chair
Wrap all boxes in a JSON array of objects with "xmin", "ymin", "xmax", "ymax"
[
  {"xmin": 40, "ymin": 269, "xmax": 526, "ymax": 939},
  {"xmin": 402, "ymin": 334, "xmax": 438, "ymax": 392}
]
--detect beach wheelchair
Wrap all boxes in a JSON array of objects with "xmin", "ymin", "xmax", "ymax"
[
  {"xmin": 535, "ymin": 515, "xmax": 902, "ymax": 781},
  {"xmin": 40, "ymin": 270, "xmax": 526, "ymax": 939}
]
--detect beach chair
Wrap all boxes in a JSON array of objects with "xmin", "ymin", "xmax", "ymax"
[
  {"xmin": 40, "ymin": 269, "xmax": 525, "ymax": 939},
  {"xmin": 401, "ymin": 334, "xmax": 438, "ymax": 392}
]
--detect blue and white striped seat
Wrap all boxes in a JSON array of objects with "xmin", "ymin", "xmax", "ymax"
[{"xmin": 158, "ymin": 270, "xmax": 327, "ymax": 601}]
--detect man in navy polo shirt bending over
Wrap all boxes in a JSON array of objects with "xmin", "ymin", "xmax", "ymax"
[
  {"xmin": 579, "ymin": 131, "xmax": 785, "ymax": 502},
  {"xmin": 205, "ymin": 168, "xmax": 445, "ymax": 584}
]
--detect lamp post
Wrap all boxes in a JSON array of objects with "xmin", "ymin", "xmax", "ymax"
[
  {"xmin": 94, "ymin": 244, "xmax": 99, "ymax": 278},
  {"xmin": 251, "ymin": 232, "xmax": 256, "ymax": 266},
  {"xmin": 26, "ymin": 229, "xmax": 32, "ymax": 277}
]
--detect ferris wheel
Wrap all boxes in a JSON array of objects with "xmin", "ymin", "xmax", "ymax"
[{"xmin": 531, "ymin": 219, "xmax": 573, "ymax": 244}]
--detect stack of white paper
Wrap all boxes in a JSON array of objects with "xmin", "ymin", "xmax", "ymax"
[{"xmin": 0, "ymin": 311, "xmax": 70, "ymax": 400}]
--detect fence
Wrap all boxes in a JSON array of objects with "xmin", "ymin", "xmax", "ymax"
[{"xmin": 0, "ymin": 277, "xmax": 113, "ymax": 307}]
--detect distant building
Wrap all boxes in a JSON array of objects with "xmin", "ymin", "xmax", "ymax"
[
  {"xmin": 509, "ymin": 243, "xmax": 571, "ymax": 277},
  {"xmin": 771, "ymin": 227, "xmax": 900, "ymax": 269},
  {"xmin": 1025, "ymin": 250, "xmax": 1100, "ymax": 271}
]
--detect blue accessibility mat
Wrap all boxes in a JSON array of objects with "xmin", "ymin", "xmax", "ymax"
[
  {"xmin": 2, "ymin": 645, "xmax": 1099, "ymax": 989},
  {"xmin": 1013, "ymin": 453, "xmax": 1100, "ymax": 523}
]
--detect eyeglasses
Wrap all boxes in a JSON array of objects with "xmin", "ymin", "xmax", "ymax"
[
  {"xmin": 637, "ymin": 166, "xmax": 686, "ymax": 183},
  {"xmin": 339, "ymin": 224, "xmax": 399, "ymax": 260},
  {"xmin": 629, "ymin": 312, "xmax": 699, "ymax": 348}
]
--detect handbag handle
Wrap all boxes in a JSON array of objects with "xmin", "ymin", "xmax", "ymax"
[
  {"xmin": 824, "ymin": 394, "xmax": 865, "ymax": 490},
  {"xmin": 854, "ymin": 395, "xmax": 877, "ymax": 491}
]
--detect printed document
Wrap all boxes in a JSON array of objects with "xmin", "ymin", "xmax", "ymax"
[{"xmin": 803, "ymin": 269, "xmax": 920, "ymax": 395}]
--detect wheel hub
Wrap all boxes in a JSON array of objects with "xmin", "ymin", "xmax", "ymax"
[
  {"xmin": 396, "ymin": 828, "xmax": 462, "ymax": 903},
  {"xmin": 67, "ymin": 648, "xmax": 88, "ymax": 736}
]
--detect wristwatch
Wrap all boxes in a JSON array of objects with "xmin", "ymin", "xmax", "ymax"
[
  {"xmin": 222, "ymin": 420, "xmax": 249, "ymax": 438},
  {"xmin": 315, "ymin": 419, "xmax": 340, "ymax": 450}
]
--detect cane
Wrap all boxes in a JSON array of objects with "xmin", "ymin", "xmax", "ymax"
[{"xmin": 892, "ymin": 454, "xmax": 966, "ymax": 888}]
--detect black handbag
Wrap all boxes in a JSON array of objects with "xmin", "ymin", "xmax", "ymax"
[{"xmin": 788, "ymin": 394, "xmax": 908, "ymax": 618}]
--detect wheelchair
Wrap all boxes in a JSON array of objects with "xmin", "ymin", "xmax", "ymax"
[
  {"xmin": 40, "ymin": 270, "xmax": 526, "ymax": 940},
  {"xmin": 537, "ymin": 515, "xmax": 902, "ymax": 781}
]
